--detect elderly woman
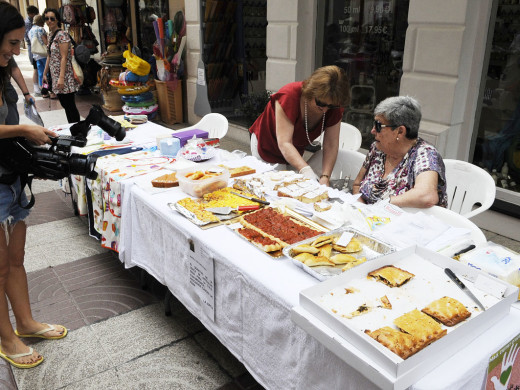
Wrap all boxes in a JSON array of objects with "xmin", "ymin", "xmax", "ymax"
[
  {"xmin": 250, "ymin": 65, "xmax": 350, "ymax": 185},
  {"xmin": 352, "ymin": 96, "xmax": 448, "ymax": 208}
]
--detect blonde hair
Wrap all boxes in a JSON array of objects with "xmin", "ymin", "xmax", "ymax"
[
  {"xmin": 33, "ymin": 14, "xmax": 44, "ymax": 27},
  {"xmin": 302, "ymin": 65, "xmax": 351, "ymax": 107}
]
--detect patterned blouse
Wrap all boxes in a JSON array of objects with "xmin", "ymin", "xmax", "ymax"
[
  {"xmin": 48, "ymin": 30, "xmax": 80, "ymax": 94},
  {"xmin": 359, "ymin": 138, "xmax": 448, "ymax": 207}
]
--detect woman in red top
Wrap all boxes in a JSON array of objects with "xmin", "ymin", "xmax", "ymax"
[{"xmin": 249, "ymin": 66, "xmax": 350, "ymax": 185}]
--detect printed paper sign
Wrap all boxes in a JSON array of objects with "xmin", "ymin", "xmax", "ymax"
[
  {"xmin": 188, "ymin": 247, "xmax": 215, "ymax": 321},
  {"xmin": 486, "ymin": 333, "xmax": 520, "ymax": 390}
]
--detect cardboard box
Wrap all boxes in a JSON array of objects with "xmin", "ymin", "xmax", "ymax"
[
  {"xmin": 295, "ymin": 246, "xmax": 518, "ymax": 389},
  {"xmin": 172, "ymin": 129, "xmax": 209, "ymax": 147}
]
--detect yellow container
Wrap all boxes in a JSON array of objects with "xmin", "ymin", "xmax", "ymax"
[{"xmin": 155, "ymin": 80, "xmax": 183, "ymax": 125}]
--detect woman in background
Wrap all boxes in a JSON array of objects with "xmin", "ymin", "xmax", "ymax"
[
  {"xmin": 42, "ymin": 8, "xmax": 80, "ymax": 122},
  {"xmin": 352, "ymin": 96, "xmax": 448, "ymax": 208},
  {"xmin": 0, "ymin": 2, "xmax": 66, "ymax": 369},
  {"xmin": 28, "ymin": 15, "xmax": 47, "ymax": 97}
]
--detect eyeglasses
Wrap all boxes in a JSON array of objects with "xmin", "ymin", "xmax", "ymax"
[
  {"xmin": 44, "ymin": 16, "xmax": 56, "ymax": 21},
  {"xmin": 373, "ymin": 120, "xmax": 399, "ymax": 133},
  {"xmin": 315, "ymin": 98, "xmax": 340, "ymax": 110}
]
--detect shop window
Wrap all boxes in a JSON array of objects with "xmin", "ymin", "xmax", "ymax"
[
  {"xmin": 473, "ymin": 0, "xmax": 520, "ymax": 197},
  {"xmin": 319, "ymin": 0, "xmax": 409, "ymax": 149}
]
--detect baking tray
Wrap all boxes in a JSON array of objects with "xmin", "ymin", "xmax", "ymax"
[
  {"xmin": 296, "ymin": 246, "xmax": 519, "ymax": 382},
  {"xmin": 283, "ymin": 227, "xmax": 395, "ymax": 281},
  {"xmin": 229, "ymin": 206, "xmax": 329, "ymax": 258}
]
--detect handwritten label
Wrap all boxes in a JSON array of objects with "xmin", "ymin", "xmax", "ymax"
[{"xmin": 188, "ymin": 248, "xmax": 215, "ymax": 321}]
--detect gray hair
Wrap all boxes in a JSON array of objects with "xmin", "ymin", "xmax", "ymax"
[{"xmin": 374, "ymin": 96, "xmax": 421, "ymax": 139}]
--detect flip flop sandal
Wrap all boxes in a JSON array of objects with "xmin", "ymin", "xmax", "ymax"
[
  {"xmin": 0, "ymin": 347, "xmax": 44, "ymax": 369},
  {"xmin": 15, "ymin": 324, "xmax": 68, "ymax": 340}
]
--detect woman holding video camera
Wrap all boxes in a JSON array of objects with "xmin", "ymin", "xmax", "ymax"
[{"xmin": 0, "ymin": 2, "xmax": 66, "ymax": 369}]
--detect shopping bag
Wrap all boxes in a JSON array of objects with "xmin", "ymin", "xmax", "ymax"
[
  {"xmin": 71, "ymin": 55, "xmax": 84, "ymax": 84},
  {"xmin": 24, "ymin": 100, "xmax": 44, "ymax": 126},
  {"xmin": 30, "ymin": 35, "xmax": 47, "ymax": 56}
]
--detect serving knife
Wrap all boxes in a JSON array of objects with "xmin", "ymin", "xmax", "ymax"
[
  {"xmin": 444, "ymin": 268, "xmax": 486, "ymax": 311},
  {"xmin": 230, "ymin": 191, "xmax": 270, "ymax": 205},
  {"xmin": 206, "ymin": 205, "xmax": 260, "ymax": 215}
]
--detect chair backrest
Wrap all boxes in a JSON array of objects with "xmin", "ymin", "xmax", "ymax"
[
  {"xmin": 181, "ymin": 113, "xmax": 229, "ymax": 139},
  {"xmin": 316, "ymin": 122, "xmax": 362, "ymax": 151},
  {"xmin": 339, "ymin": 122, "xmax": 362, "ymax": 151},
  {"xmin": 307, "ymin": 148, "xmax": 366, "ymax": 180},
  {"xmin": 443, "ymin": 159, "xmax": 496, "ymax": 219}
]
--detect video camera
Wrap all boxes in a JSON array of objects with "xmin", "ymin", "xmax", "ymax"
[{"xmin": 0, "ymin": 105, "xmax": 126, "ymax": 181}]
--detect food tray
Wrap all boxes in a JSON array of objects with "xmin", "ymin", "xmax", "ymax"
[
  {"xmin": 177, "ymin": 164, "xmax": 230, "ymax": 197},
  {"xmin": 296, "ymin": 246, "xmax": 518, "ymax": 383},
  {"xmin": 283, "ymin": 227, "xmax": 394, "ymax": 281},
  {"xmin": 229, "ymin": 206, "xmax": 328, "ymax": 259}
]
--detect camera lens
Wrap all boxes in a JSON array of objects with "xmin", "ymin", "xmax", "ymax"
[{"xmin": 86, "ymin": 105, "xmax": 126, "ymax": 141}]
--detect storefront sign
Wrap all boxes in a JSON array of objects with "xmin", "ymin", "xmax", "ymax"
[
  {"xmin": 188, "ymin": 248, "xmax": 215, "ymax": 322},
  {"xmin": 487, "ymin": 333, "xmax": 520, "ymax": 390}
]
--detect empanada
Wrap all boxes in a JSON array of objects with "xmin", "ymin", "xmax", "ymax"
[
  {"xmin": 333, "ymin": 237, "xmax": 362, "ymax": 253},
  {"xmin": 421, "ymin": 296, "xmax": 471, "ymax": 326},
  {"xmin": 368, "ymin": 265, "xmax": 415, "ymax": 287},
  {"xmin": 311, "ymin": 235, "xmax": 334, "ymax": 247},
  {"xmin": 365, "ymin": 327, "xmax": 419, "ymax": 360},
  {"xmin": 304, "ymin": 255, "xmax": 335, "ymax": 267},
  {"xmin": 329, "ymin": 253, "xmax": 358, "ymax": 265},
  {"xmin": 292, "ymin": 244, "xmax": 320, "ymax": 255},
  {"xmin": 294, "ymin": 252, "xmax": 316, "ymax": 263},
  {"xmin": 318, "ymin": 244, "xmax": 333, "ymax": 259},
  {"xmin": 341, "ymin": 258, "xmax": 367, "ymax": 271},
  {"xmin": 394, "ymin": 309, "xmax": 447, "ymax": 349}
]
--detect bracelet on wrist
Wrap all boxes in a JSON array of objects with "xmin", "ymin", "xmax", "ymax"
[
  {"xmin": 320, "ymin": 174, "xmax": 330, "ymax": 179},
  {"xmin": 23, "ymin": 92, "xmax": 30, "ymax": 96}
]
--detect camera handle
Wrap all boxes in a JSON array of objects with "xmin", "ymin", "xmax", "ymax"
[{"xmin": 18, "ymin": 174, "xmax": 36, "ymax": 209}]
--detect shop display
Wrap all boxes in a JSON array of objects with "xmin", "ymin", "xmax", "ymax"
[{"xmin": 283, "ymin": 228, "xmax": 394, "ymax": 280}]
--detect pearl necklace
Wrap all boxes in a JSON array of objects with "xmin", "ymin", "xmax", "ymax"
[{"xmin": 304, "ymin": 100, "xmax": 325, "ymax": 146}]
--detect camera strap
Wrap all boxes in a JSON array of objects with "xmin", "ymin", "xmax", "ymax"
[{"xmin": 19, "ymin": 174, "xmax": 36, "ymax": 210}]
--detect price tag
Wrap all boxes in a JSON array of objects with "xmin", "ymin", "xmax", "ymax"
[
  {"xmin": 335, "ymin": 232, "xmax": 355, "ymax": 247},
  {"xmin": 188, "ymin": 247, "xmax": 215, "ymax": 321}
]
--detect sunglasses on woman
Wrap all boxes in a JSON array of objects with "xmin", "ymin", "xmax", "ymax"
[
  {"xmin": 315, "ymin": 98, "xmax": 340, "ymax": 110},
  {"xmin": 45, "ymin": 16, "xmax": 56, "ymax": 21},
  {"xmin": 373, "ymin": 120, "xmax": 399, "ymax": 133}
]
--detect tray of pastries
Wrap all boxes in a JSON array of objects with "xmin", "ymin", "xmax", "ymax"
[
  {"xmin": 297, "ymin": 246, "xmax": 519, "ymax": 379},
  {"xmin": 230, "ymin": 206, "xmax": 328, "ymax": 258},
  {"xmin": 283, "ymin": 228, "xmax": 395, "ymax": 280}
]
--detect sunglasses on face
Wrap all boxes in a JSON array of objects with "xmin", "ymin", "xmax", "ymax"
[
  {"xmin": 374, "ymin": 120, "xmax": 399, "ymax": 133},
  {"xmin": 315, "ymin": 98, "xmax": 340, "ymax": 110},
  {"xmin": 45, "ymin": 16, "xmax": 56, "ymax": 21}
]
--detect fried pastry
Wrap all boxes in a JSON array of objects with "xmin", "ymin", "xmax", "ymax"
[
  {"xmin": 304, "ymin": 255, "xmax": 335, "ymax": 267},
  {"xmin": 365, "ymin": 327, "xmax": 419, "ymax": 360},
  {"xmin": 379, "ymin": 295, "xmax": 392, "ymax": 309},
  {"xmin": 367, "ymin": 265, "xmax": 415, "ymax": 287},
  {"xmin": 333, "ymin": 237, "xmax": 362, "ymax": 253},
  {"xmin": 311, "ymin": 235, "xmax": 334, "ymax": 247},
  {"xmin": 421, "ymin": 296, "xmax": 471, "ymax": 326},
  {"xmin": 394, "ymin": 309, "xmax": 447, "ymax": 349},
  {"xmin": 318, "ymin": 244, "xmax": 333, "ymax": 259},
  {"xmin": 329, "ymin": 253, "xmax": 358, "ymax": 265},
  {"xmin": 291, "ymin": 244, "xmax": 320, "ymax": 255},
  {"xmin": 294, "ymin": 253, "xmax": 316, "ymax": 263}
]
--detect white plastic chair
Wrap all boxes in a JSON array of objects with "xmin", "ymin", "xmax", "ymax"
[
  {"xmin": 317, "ymin": 122, "xmax": 362, "ymax": 151},
  {"xmin": 307, "ymin": 148, "xmax": 366, "ymax": 180},
  {"xmin": 180, "ymin": 113, "xmax": 228, "ymax": 139},
  {"xmin": 443, "ymin": 159, "xmax": 496, "ymax": 219}
]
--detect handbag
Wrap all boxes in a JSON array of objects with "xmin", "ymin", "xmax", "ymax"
[{"xmin": 30, "ymin": 34, "xmax": 47, "ymax": 56}]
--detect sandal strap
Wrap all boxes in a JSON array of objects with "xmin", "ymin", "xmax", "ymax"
[
  {"xmin": 6, "ymin": 347, "xmax": 34, "ymax": 359},
  {"xmin": 33, "ymin": 324, "xmax": 55, "ymax": 335}
]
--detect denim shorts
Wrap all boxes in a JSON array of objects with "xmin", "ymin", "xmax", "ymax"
[{"xmin": 0, "ymin": 177, "xmax": 30, "ymax": 225}]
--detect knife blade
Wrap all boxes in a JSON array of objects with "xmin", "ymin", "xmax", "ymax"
[
  {"xmin": 230, "ymin": 191, "xmax": 270, "ymax": 205},
  {"xmin": 206, "ymin": 204, "xmax": 260, "ymax": 215},
  {"xmin": 444, "ymin": 268, "xmax": 486, "ymax": 311}
]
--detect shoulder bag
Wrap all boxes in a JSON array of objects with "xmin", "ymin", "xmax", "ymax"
[{"xmin": 30, "ymin": 32, "xmax": 47, "ymax": 56}]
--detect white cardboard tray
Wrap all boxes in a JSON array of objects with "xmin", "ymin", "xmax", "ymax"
[{"xmin": 295, "ymin": 246, "xmax": 518, "ymax": 388}]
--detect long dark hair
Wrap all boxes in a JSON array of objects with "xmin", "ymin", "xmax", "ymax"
[
  {"xmin": 43, "ymin": 8, "xmax": 62, "ymax": 28},
  {"xmin": 0, "ymin": 2, "xmax": 24, "ymax": 96}
]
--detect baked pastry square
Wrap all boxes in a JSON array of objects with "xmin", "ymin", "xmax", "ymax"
[
  {"xmin": 422, "ymin": 296, "xmax": 471, "ymax": 326},
  {"xmin": 365, "ymin": 326, "xmax": 419, "ymax": 360},
  {"xmin": 367, "ymin": 265, "xmax": 415, "ymax": 287},
  {"xmin": 394, "ymin": 309, "xmax": 447, "ymax": 349}
]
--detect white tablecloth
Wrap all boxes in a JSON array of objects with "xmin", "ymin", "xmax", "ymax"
[{"xmin": 117, "ymin": 175, "xmax": 520, "ymax": 390}]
